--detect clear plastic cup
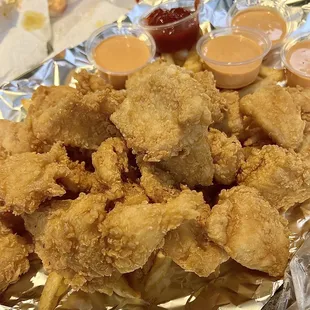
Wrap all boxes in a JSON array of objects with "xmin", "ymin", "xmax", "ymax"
[
  {"xmin": 86, "ymin": 23, "xmax": 156, "ymax": 89},
  {"xmin": 281, "ymin": 32, "xmax": 310, "ymax": 88},
  {"xmin": 196, "ymin": 27, "xmax": 271, "ymax": 89},
  {"xmin": 227, "ymin": 0, "xmax": 293, "ymax": 49},
  {"xmin": 137, "ymin": 0, "xmax": 201, "ymax": 53}
]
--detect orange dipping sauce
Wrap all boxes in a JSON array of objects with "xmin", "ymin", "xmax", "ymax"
[
  {"xmin": 284, "ymin": 40, "xmax": 310, "ymax": 87},
  {"xmin": 198, "ymin": 33, "xmax": 265, "ymax": 89},
  {"xmin": 86, "ymin": 24, "xmax": 155, "ymax": 89},
  {"xmin": 92, "ymin": 35, "xmax": 152, "ymax": 89},
  {"xmin": 94, "ymin": 36, "xmax": 151, "ymax": 73},
  {"xmin": 232, "ymin": 7, "xmax": 287, "ymax": 46}
]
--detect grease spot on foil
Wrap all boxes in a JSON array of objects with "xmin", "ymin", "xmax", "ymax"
[
  {"xmin": 21, "ymin": 11, "xmax": 45, "ymax": 31},
  {"xmin": 95, "ymin": 20, "xmax": 107, "ymax": 28}
]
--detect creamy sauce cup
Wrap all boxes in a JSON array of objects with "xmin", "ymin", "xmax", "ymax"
[
  {"xmin": 86, "ymin": 23, "xmax": 156, "ymax": 89},
  {"xmin": 227, "ymin": 0, "xmax": 293, "ymax": 50},
  {"xmin": 196, "ymin": 27, "xmax": 271, "ymax": 89},
  {"xmin": 137, "ymin": 0, "xmax": 201, "ymax": 54},
  {"xmin": 281, "ymin": 32, "xmax": 310, "ymax": 88}
]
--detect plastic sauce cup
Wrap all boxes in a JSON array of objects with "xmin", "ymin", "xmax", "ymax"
[
  {"xmin": 281, "ymin": 32, "xmax": 310, "ymax": 88},
  {"xmin": 196, "ymin": 27, "xmax": 271, "ymax": 89},
  {"xmin": 227, "ymin": 0, "xmax": 293, "ymax": 50},
  {"xmin": 86, "ymin": 23, "xmax": 156, "ymax": 89},
  {"xmin": 138, "ymin": 0, "xmax": 201, "ymax": 53}
]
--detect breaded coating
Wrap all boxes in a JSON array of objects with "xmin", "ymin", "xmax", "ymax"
[
  {"xmin": 0, "ymin": 144, "xmax": 71, "ymax": 215},
  {"xmin": 28, "ymin": 86, "xmax": 120, "ymax": 150},
  {"xmin": 206, "ymin": 186, "xmax": 289, "ymax": 277},
  {"xmin": 100, "ymin": 189, "xmax": 205, "ymax": 274},
  {"xmin": 192, "ymin": 71, "xmax": 224, "ymax": 123},
  {"xmin": 208, "ymin": 129, "xmax": 244, "ymax": 185},
  {"xmin": 60, "ymin": 160, "xmax": 94, "ymax": 194},
  {"xmin": 238, "ymin": 145, "xmax": 310, "ymax": 210},
  {"xmin": 92, "ymin": 138, "xmax": 129, "ymax": 198},
  {"xmin": 240, "ymin": 86, "xmax": 305, "ymax": 149},
  {"xmin": 73, "ymin": 70, "xmax": 126, "ymax": 113},
  {"xmin": 111, "ymin": 62, "xmax": 212, "ymax": 161},
  {"xmin": 74, "ymin": 69, "xmax": 112, "ymax": 94},
  {"xmin": 23, "ymin": 193, "xmax": 113, "ymax": 290},
  {"xmin": 119, "ymin": 183, "xmax": 149, "ymax": 206},
  {"xmin": 24, "ymin": 190, "xmax": 204, "ymax": 292},
  {"xmin": 0, "ymin": 220, "xmax": 31, "ymax": 292},
  {"xmin": 0, "ymin": 120, "xmax": 44, "ymax": 159},
  {"xmin": 159, "ymin": 135, "xmax": 214, "ymax": 187},
  {"xmin": 137, "ymin": 157, "xmax": 179, "ymax": 203},
  {"xmin": 163, "ymin": 220, "xmax": 229, "ymax": 277},
  {"xmin": 213, "ymin": 91, "xmax": 245, "ymax": 138},
  {"xmin": 287, "ymin": 86, "xmax": 310, "ymax": 122},
  {"xmin": 298, "ymin": 134, "xmax": 310, "ymax": 155}
]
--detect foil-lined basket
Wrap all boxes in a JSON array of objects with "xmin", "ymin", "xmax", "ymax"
[{"xmin": 0, "ymin": 0, "xmax": 310, "ymax": 309}]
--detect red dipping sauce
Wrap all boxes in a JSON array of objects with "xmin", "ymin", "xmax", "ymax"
[
  {"xmin": 147, "ymin": 8, "xmax": 192, "ymax": 25},
  {"xmin": 139, "ymin": 4, "xmax": 200, "ymax": 53}
]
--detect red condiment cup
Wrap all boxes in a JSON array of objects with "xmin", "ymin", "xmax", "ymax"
[{"xmin": 137, "ymin": 0, "xmax": 201, "ymax": 53}]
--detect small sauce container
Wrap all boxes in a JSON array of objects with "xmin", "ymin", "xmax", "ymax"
[
  {"xmin": 86, "ymin": 23, "xmax": 156, "ymax": 89},
  {"xmin": 227, "ymin": 0, "xmax": 292, "ymax": 49},
  {"xmin": 196, "ymin": 27, "xmax": 271, "ymax": 89},
  {"xmin": 281, "ymin": 33, "xmax": 310, "ymax": 88},
  {"xmin": 138, "ymin": 0, "xmax": 201, "ymax": 53}
]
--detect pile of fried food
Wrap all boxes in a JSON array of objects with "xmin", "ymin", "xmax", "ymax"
[{"xmin": 0, "ymin": 60, "xmax": 310, "ymax": 309}]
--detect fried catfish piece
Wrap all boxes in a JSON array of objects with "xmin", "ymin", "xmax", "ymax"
[
  {"xmin": 208, "ymin": 129, "xmax": 244, "ymax": 185},
  {"xmin": 100, "ymin": 189, "xmax": 205, "ymax": 274},
  {"xmin": 238, "ymin": 145, "xmax": 310, "ymax": 210},
  {"xmin": 213, "ymin": 91, "xmax": 245, "ymax": 138},
  {"xmin": 111, "ymin": 62, "xmax": 212, "ymax": 161},
  {"xmin": 0, "ymin": 220, "xmax": 32, "ymax": 292},
  {"xmin": 0, "ymin": 144, "xmax": 71, "ymax": 215},
  {"xmin": 163, "ymin": 220, "xmax": 229, "ymax": 277},
  {"xmin": 137, "ymin": 157, "xmax": 180, "ymax": 203},
  {"xmin": 159, "ymin": 135, "xmax": 214, "ymax": 187},
  {"xmin": 240, "ymin": 85, "xmax": 305, "ymax": 149},
  {"xmin": 192, "ymin": 71, "xmax": 224, "ymax": 123},
  {"xmin": 206, "ymin": 186, "xmax": 289, "ymax": 277},
  {"xmin": 24, "ymin": 189, "xmax": 204, "ymax": 291},
  {"xmin": 28, "ymin": 86, "xmax": 120, "ymax": 150},
  {"xmin": 0, "ymin": 120, "xmax": 45, "ymax": 159},
  {"xmin": 92, "ymin": 138, "xmax": 129, "ymax": 198},
  {"xmin": 23, "ymin": 193, "xmax": 114, "ymax": 290}
]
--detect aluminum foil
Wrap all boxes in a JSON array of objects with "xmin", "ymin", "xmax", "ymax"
[{"xmin": 1, "ymin": 1, "xmax": 310, "ymax": 309}]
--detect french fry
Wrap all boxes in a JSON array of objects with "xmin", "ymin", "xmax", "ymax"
[
  {"xmin": 172, "ymin": 49, "xmax": 188, "ymax": 67},
  {"xmin": 21, "ymin": 98, "xmax": 31, "ymax": 111},
  {"xmin": 259, "ymin": 65, "xmax": 285, "ymax": 81},
  {"xmin": 38, "ymin": 272, "xmax": 68, "ymax": 310},
  {"xmin": 183, "ymin": 47, "xmax": 203, "ymax": 73},
  {"xmin": 112, "ymin": 276, "xmax": 141, "ymax": 299},
  {"xmin": 239, "ymin": 70, "xmax": 285, "ymax": 98},
  {"xmin": 160, "ymin": 53, "xmax": 175, "ymax": 65}
]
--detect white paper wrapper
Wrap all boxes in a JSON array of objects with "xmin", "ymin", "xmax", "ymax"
[
  {"xmin": 0, "ymin": 0, "xmax": 51, "ymax": 85},
  {"xmin": 50, "ymin": 0, "xmax": 131, "ymax": 57},
  {"xmin": 0, "ymin": 0, "xmax": 131, "ymax": 86}
]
